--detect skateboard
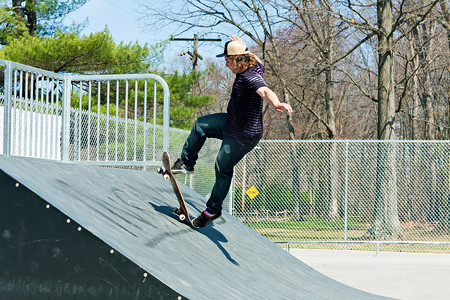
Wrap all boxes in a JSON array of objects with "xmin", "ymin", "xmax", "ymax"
[{"xmin": 157, "ymin": 151, "xmax": 193, "ymax": 226}]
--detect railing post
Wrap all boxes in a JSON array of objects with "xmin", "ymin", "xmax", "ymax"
[
  {"xmin": 162, "ymin": 79, "xmax": 170, "ymax": 152},
  {"xmin": 229, "ymin": 174, "xmax": 234, "ymax": 215},
  {"xmin": 61, "ymin": 75, "xmax": 72, "ymax": 162},
  {"xmin": 3, "ymin": 61, "xmax": 12, "ymax": 157}
]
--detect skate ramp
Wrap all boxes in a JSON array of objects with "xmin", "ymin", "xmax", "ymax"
[{"xmin": 0, "ymin": 156, "xmax": 393, "ymax": 299}]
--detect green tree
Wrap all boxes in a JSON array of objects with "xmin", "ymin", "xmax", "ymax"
[
  {"xmin": 165, "ymin": 70, "xmax": 214, "ymax": 129},
  {"xmin": 0, "ymin": 30, "xmax": 165, "ymax": 74},
  {"xmin": 0, "ymin": 0, "xmax": 87, "ymax": 45},
  {"xmin": 0, "ymin": 0, "xmax": 28, "ymax": 44},
  {"xmin": 0, "ymin": 28, "xmax": 212, "ymax": 130}
]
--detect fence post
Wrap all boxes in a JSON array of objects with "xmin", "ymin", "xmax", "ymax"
[
  {"xmin": 343, "ymin": 140, "xmax": 350, "ymax": 250},
  {"xmin": 3, "ymin": 61, "xmax": 12, "ymax": 157},
  {"xmin": 61, "ymin": 75, "xmax": 72, "ymax": 162}
]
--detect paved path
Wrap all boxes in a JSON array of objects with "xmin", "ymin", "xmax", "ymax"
[{"xmin": 290, "ymin": 249, "xmax": 450, "ymax": 300}]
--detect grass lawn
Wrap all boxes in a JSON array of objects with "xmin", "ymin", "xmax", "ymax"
[{"xmin": 240, "ymin": 216, "xmax": 450, "ymax": 254}]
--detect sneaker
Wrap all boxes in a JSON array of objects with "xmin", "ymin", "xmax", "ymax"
[
  {"xmin": 193, "ymin": 210, "xmax": 222, "ymax": 228},
  {"xmin": 171, "ymin": 158, "xmax": 194, "ymax": 174}
]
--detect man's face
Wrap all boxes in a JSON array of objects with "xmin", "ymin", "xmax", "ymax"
[{"xmin": 225, "ymin": 56, "xmax": 241, "ymax": 74}]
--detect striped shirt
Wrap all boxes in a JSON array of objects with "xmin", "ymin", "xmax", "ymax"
[{"xmin": 225, "ymin": 62, "xmax": 267, "ymax": 141}]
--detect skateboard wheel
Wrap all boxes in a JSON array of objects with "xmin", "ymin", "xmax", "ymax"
[
  {"xmin": 163, "ymin": 174, "xmax": 170, "ymax": 181},
  {"xmin": 179, "ymin": 214, "xmax": 186, "ymax": 221},
  {"xmin": 157, "ymin": 167, "xmax": 162, "ymax": 174}
]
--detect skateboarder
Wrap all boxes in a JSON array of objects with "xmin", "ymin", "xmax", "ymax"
[{"xmin": 172, "ymin": 35, "xmax": 293, "ymax": 228}]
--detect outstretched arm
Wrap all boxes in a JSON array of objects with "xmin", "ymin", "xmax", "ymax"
[
  {"xmin": 230, "ymin": 35, "xmax": 292, "ymax": 113},
  {"xmin": 256, "ymin": 87, "xmax": 293, "ymax": 113}
]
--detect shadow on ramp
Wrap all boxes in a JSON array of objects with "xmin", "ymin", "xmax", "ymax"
[{"xmin": 149, "ymin": 202, "xmax": 238, "ymax": 266}]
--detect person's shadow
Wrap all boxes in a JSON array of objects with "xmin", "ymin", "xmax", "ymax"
[{"xmin": 148, "ymin": 202, "xmax": 239, "ymax": 266}]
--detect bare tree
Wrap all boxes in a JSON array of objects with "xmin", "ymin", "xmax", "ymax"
[
  {"xmin": 139, "ymin": 0, "xmax": 445, "ymax": 233},
  {"xmin": 278, "ymin": 0, "xmax": 342, "ymax": 221},
  {"xmin": 329, "ymin": 0, "xmax": 439, "ymax": 239},
  {"xmin": 438, "ymin": 0, "xmax": 450, "ymax": 48},
  {"xmin": 432, "ymin": 0, "xmax": 450, "ymax": 233},
  {"xmin": 138, "ymin": 0, "xmax": 295, "ymax": 139}
]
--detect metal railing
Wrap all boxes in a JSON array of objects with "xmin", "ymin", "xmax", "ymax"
[{"xmin": 1, "ymin": 59, "xmax": 170, "ymax": 166}]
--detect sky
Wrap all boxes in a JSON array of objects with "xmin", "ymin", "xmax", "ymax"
[{"xmin": 64, "ymin": 0, "xmax": 226, "ymax": 70}]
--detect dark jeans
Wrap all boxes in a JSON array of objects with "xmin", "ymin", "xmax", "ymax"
[{"xmin": 181, "ymin": 113, "xmax": 259, "ymax": 214}]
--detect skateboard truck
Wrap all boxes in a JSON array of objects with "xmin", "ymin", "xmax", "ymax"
[
  {"xmin": 157, "ymin": 167, "xmax": 171, "ymax": 181},
  {"xmin": 172, "ymin": 208, "xmax": 186, "ymax": 221}
]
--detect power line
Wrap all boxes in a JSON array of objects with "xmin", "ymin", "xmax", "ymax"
[
  {"xmin": 65, "ymin": 16, "xmax": 99, "ymax": 33},
  {"xmin": 103, "ymin": 0, "xmax": 135, "ymax": 17}
]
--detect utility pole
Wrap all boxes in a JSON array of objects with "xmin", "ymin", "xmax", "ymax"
[{"xmin": 171, "ymin": 34, "xmax": 221, "ymax": 95}]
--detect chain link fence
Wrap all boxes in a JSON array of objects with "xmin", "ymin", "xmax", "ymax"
[
  {"xmin": 165, "ymin": 127, "xmax": 221, "ymax": 197},
  {"xmin": 164, "ymin": 136, "xmax": 450, "ymax": 254},
  {"xmin": 232, "ymin": 140, "xmax": 450, "ymax": 253}
]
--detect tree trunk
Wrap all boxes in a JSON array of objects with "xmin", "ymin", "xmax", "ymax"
[
  {"xmin": 290, "ymin": 142, "xmax": 304, "ymax": 221},
  {"xmin": 365, "ymin": 0, "xmax": 403, "ymax": 239},
  {"xmin": 319, "ymin": 1, "xmax": 339, "ymax": 221},
  {"xmin": 324, "ymin": 67, "xmax": 339, "ymax": 222},
  {"xmin": 440, "ymin": 1, "xmax": 450, "ymax": 232},
  {"xmin": 436, "ymin": 154, "xmax": 450, "ymax": 233},
  {"xmin": 12, "ymin": 0, "xmax": 25, "ymax": 19},
  {"xmin": 440, "ymin": 0, "xmax": 450, "ymax": 49},
  {"xmin": 282, "ymin": 87, "xmax": 295, "ymax": 140},
  {"xmin": 409, "ymin": 30, "xmax": 420, "ymax": 139},
  {"xmin": 417, "ymin": 22, "xmax": 436, "ymax": 139},
  {"xmin": 25, "ymin": 0, "xmax": 37, "ymax": 36},
  {"xmin": 327, "ymin": 142, "xmax": 339, "ymax": 222},
  {"xmin": 12, "ymin": 0, "xmax": 37, "ymax": 36}
]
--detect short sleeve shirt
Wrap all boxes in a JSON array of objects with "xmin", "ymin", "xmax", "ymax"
[{"xmin": 225, "ymin": 62, "xmax": 267, "ymax": 141}]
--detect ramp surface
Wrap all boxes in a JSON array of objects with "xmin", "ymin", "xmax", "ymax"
[{"xmin": 0, "ymin": 156, "xmax": 392, "ymax": 299}]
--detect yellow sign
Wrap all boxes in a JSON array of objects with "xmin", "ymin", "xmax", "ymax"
[{"xmin": 246, "ymin": 186, "xmax": 259, "ymax": 199}]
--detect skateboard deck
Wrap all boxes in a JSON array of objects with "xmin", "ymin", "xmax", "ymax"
[{"xmin": 157, "ymin": 151, "xmax": 193, "ymax": 226}]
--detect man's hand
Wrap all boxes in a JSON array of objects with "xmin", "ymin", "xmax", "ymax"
[
  {"xmin": 229, "ymin": 35, "xmax": 242, "ymax": 42},
  {"xmin": 274, "ymin": 103, "xmax": 293, "ymax": 113},
  {"xmin": 257, "ymin": 87, "xmax": 293, "ymax": 113}
]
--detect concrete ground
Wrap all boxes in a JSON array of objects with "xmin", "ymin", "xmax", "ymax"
[{"xmin": 290, "ymin": 249, "xmax": 450, "ymax": 300}]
